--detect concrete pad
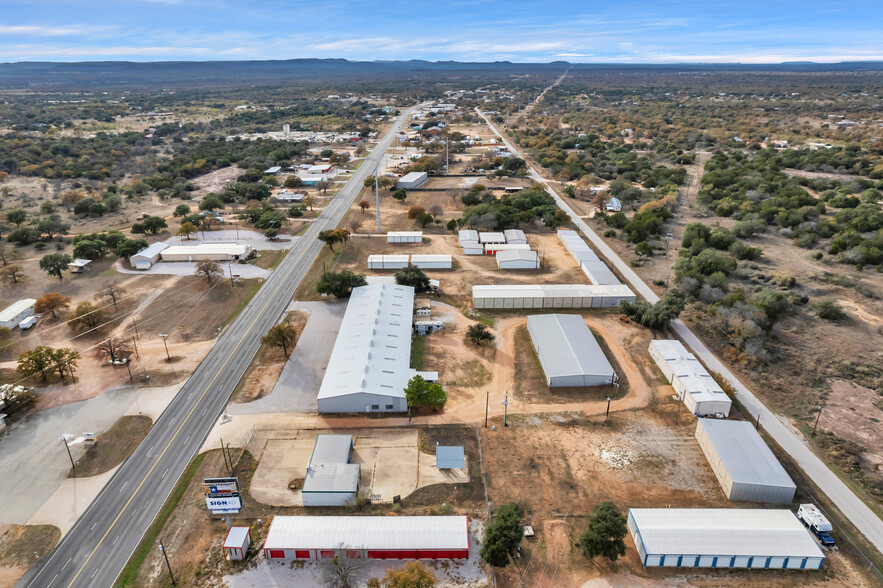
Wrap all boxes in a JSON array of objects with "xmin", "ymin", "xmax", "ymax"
[
  {"xmin": 27, "ymin": 467, "xmax": 119, "ymax": 536},
  {"xmin": 248, "ymin": 437, "xmax": 317, "ymax": 507},
  {"xmin": 369, "ymin": 446, "xmax": 418, "ymax": 502},
  {"xmin": 418, "ymin": 452, "xmax": 470, "ymax": 486}
]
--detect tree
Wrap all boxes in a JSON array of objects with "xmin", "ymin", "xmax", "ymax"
[
  {"xmin": 0, "ymin": 383, "xmax": 36, "ymax": 415},
  {"xmin": 39, "ymin": 253, "xmax": 73, "ymax": 281},
  {"xmin": 115, "ymin": 238, "xmax": 148, "ymax": 258},
  {"xmin": 317, "ymin": 270, "xmax": 367, "ymax": 298},
  {"xmin": 96, "ymin": 284, "xmax": 125, "ymax": 307},
  {"xmin": 95, "ymin": 337, "xmax": 133, "ymax": 364},
  {"xmin": 17, "ymin": 346, "xmax": 57, "ymax": 382},
  {"xmin": 68, "ymin": 301, "xmax": 106, "ymax": 333},
  {"xmin": 130, "ymin": 222, "xmax": 146, "ymax": 235},
  {"xmin": 195, "ymin": 260, "xmax": 223, "ymax": 285},
  {"xmin": 34, "ymin": 293, "xmax": 71, "ymax": 318},
  {"xmin": 284, "ymin": 176, "xmax": 303, "ymax": 189},
  {"xmin": 407, "ymin": 206, "xmax": 425, "ymax": 220},
  {"xmin": 52, "ymin": 348, "xmax": 80, "ymax": 383},
  {"xmin": 358, "ymin": 200, "xmax": 371, "ymax": 214},
  {"xmin": 815, "ymin": 299, "xmax": 848, "ymax": 322},
  {"xmin": 318, "ymin": 229, "xmax": 344, "ymax": 251},
  {"xmin": 7, "ymin": 227, "xmax": 41, "ymax": 245},
  {"xmin": 576, "ymin": 502, "xmax": 627, "ymax": 562},
  {"xmin": 404, "ymin": 375, "xmax": 447, "ymax": 409},
  {"xmin": 466, "ymin": 323, "xmax": 494, "ymax": 345},
  {"xmin": 394, "ymin": 264, "xmax": 430, "ymax": 290},
  {"xmin": 263, "ymin": 321, "xmax": 298, "ymax": 357},
  {"xmin": 379, "ymin": 561, "xmax": 437, "ymax": 588},
  {"xmin": 316, "ymin": 180, "xmax": 331, "ymax": 194},
  {"xmin": 5, "ymin": 208, "xmax": 27, "ymax": 226},
  {"xmin": 73, "ymin": 239, "xmax": 108, "ymax": 261},
  {"xmin": 0, "ymin": 264, "xmax": 26, "ymax": 285},
  {"xmin": 415, "ymin": 212, "xmax": 434, "ymax": 227},
  {"xmin": 199, "ymin": 196, "xmax": 224, "ymax": 211},
  {"xmin": 392, "ymin": 189, "xmax": 408, "ymax": 203},
  {"xmin": 178, "ymin": 221, "xmax": 197, "ymax": 240},
  {"xmin": 620, "ymin": 288, "xmax": 685, "ymax": 329},
  {"xmin": 37, "ymin": 214, "xmax": 70, "ymax": 238},
  {"xmin": 446, "ymin": 219, "xmax": 457, "ymax": 232},
  {"xmin": 142, "ymin": 216, "xmax": 167, "ymax": 234},
  {"xmin": 320, "ymin": 549, "xmax": 368, "ymax": 588},
  {"xmin": 480, "ymin": 502, "xmax": 524, "ymax": 567},
  {"xmin": 0, "ymin": 244, "xmax": 19, "ymax": 265},
  {"xmin": 173, "ymin": 204, "xmax": 191, "ymax": 217}
]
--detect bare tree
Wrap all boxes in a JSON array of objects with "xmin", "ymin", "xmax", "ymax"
[
  {"xmin": 194, "ymin": 260, "xmax": 223, "ymax": 285},
  {"xmin": 96, "ymin": 284, "xmax": 126, "ymax": 307},
  {"xmin": 95, "ymin": 337, "xmax": 133, "ymax": 364}
]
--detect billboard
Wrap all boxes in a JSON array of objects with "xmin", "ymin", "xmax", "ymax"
[
  {"xmin": 203, "ymin": 477, "xmax": 240, "ymax": 496},
  {"xmin": 205, "ymin": 495, "xmax": 242, "ymax": 514}
]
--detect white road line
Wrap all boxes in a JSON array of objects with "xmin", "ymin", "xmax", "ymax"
[
  {"xmin": 91, "ymin": 568, "xmax": 98, "ymax": 579},
  {"xmin": 147, "ymin": 446, "xmax": 153, "ymax": 456},
  {"xmin": 47, "ymin": 574, "xmax": 58, "ymax": 587},
  {"xmin": 201, "ymin": 408, "xmax": 208, "ymax": 416},
  {"xmin": 185, "ymin": 435, "xmax": 190, "ymax": 444},
  {"xmin": 119, "ymin": 480, "xmax": 128, "ymax": 493},
  {"xmin": 61, "ymin": 558, "xmax": 71, "ymax": 571},
  {"xmin": 162, "ymin": 467, "xmax": 170, "ymax": 479},
  {"xmin": 113, "ymin": 535, "xmax": 120, "ymax": 546},
  {"xmin": 90, "ymin": 523, "xmax": 96, "ymax": 531}
]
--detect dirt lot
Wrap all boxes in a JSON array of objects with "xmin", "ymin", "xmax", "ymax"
[
  {"xmin": 68, "ymin": 415, "xmax": 152, "ymax": 478},
  {"xmin": 0, "ymin": 523, "xmax": 61, "ymax": 587},
  {"xmin": 231, "ymin": 310, "xmax": 307, "ymax": 404}
]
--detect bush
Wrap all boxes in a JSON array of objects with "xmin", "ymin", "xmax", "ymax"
[
  {"xmin": 815, "ymin": 299, "xmax": 848, "ymax": 322},
  {"xmin": 480, "ymin": 503, "xmax": 523, "ymax": 567},
  {"xmin": 620, "ymin": 289, "xmax": 686, "ymax": 329},
  {"xmin": 605, "ymin": 212, "xmax": 628, "ymax": 229},
  {"xmin": 604, "ymin": 229, "xmax": 617, "ymax": 238}
]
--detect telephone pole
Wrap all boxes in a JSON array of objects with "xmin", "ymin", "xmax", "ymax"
[
  {"xmin": 158, "ymin": 540, "xmax": 176, "ymax": 585},
  {"xmin": 375, "ymin": 168, "xmax": 381, "ymax": 232},
  {"xmin": 503, "ymin": 390, "xmax": 509, "ymax": 427}
]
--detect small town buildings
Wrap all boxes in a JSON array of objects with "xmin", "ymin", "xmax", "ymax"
[
  {"xmin": 68, "ymin": 258, "xmax": 93, "ymax": 273},
  {"xmin": 485, "ymin": 243, "xmax": 530, "ymax": 255},
  {"xmin": 503, "ymin": 229, "xmax": 527, "ymax": 244},
  {"xmin": 272, "ymin": 191, "xmax": 305, "ymax": 204},
  {"xmin": 558, "ymin": 230, "xmax": 620, "ymax": 285},
  {"xmin": 367, "ymin": 255, "xmax": 410, "ymax": 270},
  {"xmin": 298, "ymin": 174, "xmax": 328, "ymax": 186},
  {"xmin": 409, "ymin": 255, "xmax": 452, "ymax": 269},
  {"xmin": 436, "ymin": 446, "xmax": 465, "ymax": 470},
  {"xmin": 302, "ymin": 434, "xmax": 360, "ymax": 507},
  {"xmin": 472, "ymin": 284, "xmax": 636, "ymax": 309},
  {"xmin": 129, "ymin": 242, "xmax": 169, "ymax": 270},
  {"xmin": 496, "ymin": 249, "xmax": 540, "ymax": 269},
  {"xmin": 223, "ymin": 527, "xmax": 252, "ymax": 561},
  {"xmin": 627, "ymin": 509, "xmax": 823, "ymax": 570},
  {"xmin": 526, "ymin": 314, "xmax": 615, "ymax": 387},
  {"xmin": 0, "ymin": 299, "xmax": 36, "ymax": 329},
  {"xmin": 397, "ymin": 171, "xmax": 428, "ymax": 189},
  {"xmin": 387, "ymin": 231, "xmax": 423, "ymax": 243},
  {"xmin": 478, "ymin": 232, "xmax": 506, "ymax": 245},
  {"xmin": 308, "ymin": 163, "xmax": 335, "ymax": 174},
  {"xmin": 264, "ymin": 166, "xmax": 282, "ymax": 175},
  {"xmin": 263, "ymin": 516, "xmax": 469, "ymax": 561},
  {"xmin": 161, "ymin": 243, "xmax": 252, "ymax": 262},
  {"xmin": 648, "ymin": 340, "xmax": 732, "ymax": 417},
  {"xmin": 317, "ymin": 284, "xmax": 414, "ymax": 413},
  {"xmin": 605, "ymin": 197, "xmax": 623, "ymax": 212},
  {"xmin": 695, "ymin": 419, "xmax": 796, "ymax": 504}
]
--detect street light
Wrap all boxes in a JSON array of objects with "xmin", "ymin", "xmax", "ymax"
[
  {"xmin": 502, "ymin": 390, "xmax": 509, "ymax": 427},
  {"xmin": 605, "ymin": 397, "xmax": 612, "ymax": 425},
  {"xmin": 158, "ymin": 333, "xmax": 171, "ymax": 362}
]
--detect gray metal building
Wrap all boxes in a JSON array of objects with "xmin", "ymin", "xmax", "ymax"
[
  {"xmin": 302, "ymin": 434, "xmax": 360, "ymax": 507},
  {"xmin": 526, "ymin": 314, "xmax": 615, "ymax": 387},
  {"xmin": 696, "ymin": 419, "xmax": 796, "ymax": 504}
]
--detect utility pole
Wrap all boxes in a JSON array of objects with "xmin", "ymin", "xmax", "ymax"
[
  {"xmin": 605, "ymin": 397, "xmax": 612, "ymax": 425},
  {"xmin": 485, "ymin": 389, "xmax": 489, "ymax": 428},
  {"xmin": 61, "ymin": 436, "xmax": 76, "ymax": 475},
  {"xmin": 132, "ymin": 318, "xmax": 140, "ymax": 340},
  {"xmin": 812, "ymin": 406, "xmax": 823, "ymax": 437},
  {"xmin": 503, "ymin": 390, "xmax": 508, "ymax": 427},
  {"xmin": 375, "ymin": 168, "xmax": 381, "ymax": 232},
  {"xmin": 125, "ymin": 360, "xmax": 133, "ymax": 382},
  {"xmin": 158, "ymin": 540, "xmax": 176, "ymax": 586},
  {"xmin": 159, "ymin": 333, "xmax": 171, "ymax": 362},
  {"xmin": 445, "ymin": 137, "xmax": 449, "ymax": 175},
  {"xmin": 221, "ymin": 438, "xmax": 230, "ymax": 472},
  {"xmin": 228, "ymin": 261, "xmax": 234, "ymax": 288}
]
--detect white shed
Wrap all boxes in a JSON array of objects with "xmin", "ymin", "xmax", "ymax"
[
  {"xmin": 458, "ymin": 230, "xmax": 478, "ymax": 246},
  {"xmin": 409, "ymin": 255, "xmax": 452, "ymax": 269},
  {"xmin": 478, "ymin": 232, "xmax": 506, "ymax": 245},
  {"xmin": 223, "ymin": 527, "xmax": 252, "ymax": 560},
  {"xmin": 461, "ymin": 242, "xmax": 484, "ymax": 255},
  {"xmin": 397, "ymin": 171, "xmax": 428, "ymax": 189},
  {"xmin": 68, "ymin": 258, "xmax": 93, "ymax": 273},
  {"xmin": 302, "ymin": 434, "xmax": 360, "ymax": 507},
  {"xmin": 485, "ymin": 243, "xmax": 530, "ymax": 255},
  {"xmin": 129, "ymin": 242, "xmax": 169, "ymax": 270},
  {"xmin": 472, "ymin": 284, "xmax": 636, "ymax": 309},
  {"xmin": 503, "ymin": 229, "xmax": 527, "ymax": 244},
  {"xmin": 648, "ymin": 340, "xmax": 731, "ymax": 417},
  {"xmin": 496, "ymin": 249, "xmax": 540, "ymax": 269},
  {"xmin": 387, "ymin": 231, "xmax": 423, "ymax": 243},
  {"xmin": 367, "ymin": 255, "xmax": 411, "ymax": 270},
  {"xmin": 0, "ymin": 299, "xmax": 36, "ymax": 329},
  {"xmin": 161, "ymin": 242, "xmax": 252, "ymax": 262}
]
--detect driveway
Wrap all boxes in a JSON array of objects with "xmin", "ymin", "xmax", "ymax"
[
  {"xmin": 228, "ymin": 300, "xmax": 346, "ymax": 415},
  {"xmin": 116, "ymin": 260, "xmax": 271, "ymax": 278}
]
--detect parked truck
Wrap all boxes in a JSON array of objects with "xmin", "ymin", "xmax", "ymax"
[{"xmin": 797, "ymin": 504, "xmax": 835, "ymax": 546}]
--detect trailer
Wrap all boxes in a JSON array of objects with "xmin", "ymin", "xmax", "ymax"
[{"xmin": 797, "ymin": 504, "xmax": 835, "ymax": 546}]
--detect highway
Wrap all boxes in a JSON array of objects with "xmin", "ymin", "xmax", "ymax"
[
  {"xmin": 477, "ymin": 109, "xmax": 883, "ymax": 556},
  {"xmin": 19, "ymin": 104, "xmax": 418, "ymax": 588}
]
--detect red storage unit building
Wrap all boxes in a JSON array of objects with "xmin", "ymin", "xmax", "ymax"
[{"xmin": 263, "ymin": 516, "xmax": 469, "ymax": 562}]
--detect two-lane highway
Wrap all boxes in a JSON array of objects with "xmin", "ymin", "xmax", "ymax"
[{"xmin": 20, "ymin": 104, "xmax": 418, "ymax": 588}]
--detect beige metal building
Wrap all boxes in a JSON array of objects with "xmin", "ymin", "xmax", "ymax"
[{"xmin": 160, "ymin": 242, "xmax": 252, "ymax": 262}]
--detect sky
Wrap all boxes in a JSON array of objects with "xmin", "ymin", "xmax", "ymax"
[{"xmin": 1, "ymin": 0, "xmax": 882, "ymax": 64}]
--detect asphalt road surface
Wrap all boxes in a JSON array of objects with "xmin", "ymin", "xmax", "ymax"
[
  {"xmin": 478, "ymin": 109, "xmax": 883, "ymax": 555},
  {"xmin": 20, "ymin": 104, "xmax": 418, "ymax": 588}
]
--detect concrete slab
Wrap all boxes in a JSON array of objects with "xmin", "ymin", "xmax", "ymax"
[
  {"xmin": 116, "ymin": 261, "xmax": 271, "ymax": 278},
  {"xmin": 27, "ymin": 467, "xmax": 119, "ymax": 536}
]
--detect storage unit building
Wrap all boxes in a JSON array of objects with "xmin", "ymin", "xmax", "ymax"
[
  {"xmin": 628, "ymin": 508, "xmax": 824, "ymax": 570},
  {"xmin": 484, "ymin": 243, "xmax": 530, "ymax": 255},
  {"xmin": 409, "ymin": 255, "xmax": 452, "ymax": 269},
  {"xmin": 367, "ymin": 255, "xmax": 411, "ymax": 270},
  {"xmin": 648, "ymin": 340, "xmax": 732, "ymax": 417},
  {"xmin": 263, "ymin": 516, "xmax": 469, "ymax": 561},
  {"xmin": 397, "ymin": 171, "xmax": 428, "ymax": 189},
  {"xmin": 503, "ymin": 229, "xmax": 527, "ymax": 244},
  {"xmin": 472, "ymin": 284, "xmax": 636, "ymax": 309},
  {"xmin": 223, "ymin": 527, "xmax": 252, "ymax": 561},
  {"xmin": 695, "ymin": 419, "xmax": 796, "ymax": 503},
  {"xmin": 496, "ymin": 249, "xmax": 540, "ymax": 269},
  {"xmin": 129, "ymin": 242, "xmax": 169, "ymax": 270},
  {"xmin": 387, "ymin": 231, "xmax": 423, "ymax": 243},
  {"xmin": 557, "ymin": 230, "xmax": 620, "ymax": 285},
  {"xmin": 317, "ymin": 284, "xmax": 414, "ymax": 413},
  {"xmin": 302, "ymin": 434, "xmax": 360, "ymax": 507},
  {"xmin": 605, "ymin": 197, "xmax": 623, "ymax": 212},
  {"xmin": 526, "ymin": 314, "xmax": 615, "ymax": 387},
  {"xmin": 161, "ymin": 243, "xmax": 252, "ymax": 262},
  {"xmin": 458, "ymin": 230, "xmax": 479, "ymax": 246},
  {"xmin": 436, "ymin": 446, "xmax": 465, "ymax": 469},
  {"xmin": 0, "ymin": 299, "xmax": 36, "ymax": 329},
  {"xmin": 479, "ymin": 232, "xmax": 506, "ymax": 245}
]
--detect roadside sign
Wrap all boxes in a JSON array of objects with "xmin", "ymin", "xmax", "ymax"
[
  {"xmin": 206, "ymin": 495, "xmax": 241, "ymax": 514},
  {"xmin": 203, "ymin": 477, "xmax": 239, "ymax": 496}
]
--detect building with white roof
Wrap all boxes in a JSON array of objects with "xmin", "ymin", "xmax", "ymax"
[
  {"xmin": 0, "ymin": 299, "xmax": 36, "ymax": 329},
  {"xmin": 696, "ymin": 419, "xmax": 796, "ymax": 503},
  {"xmin": 367, "ymin": 255, "xmax": 411, "ymax": 270},
  {"xmin": 558, "ymin": 230, "xmax": 620, "ymax": 285},
  {"xmin": 223, "ymin": 527, "xmax": 251, "ymax": 560},
  {"xmin": 397, "ymin": 171, "xmax": 428, "ymax": 189},
  {"xmin": 478, "ymin": 232, "xmax": 506, "ymax": 245},
  {"xmin": 129, "ymin": 242, "xmax": 169, "ymax": 270},
  {"xmin": 161, "ymin": 242, "xmax": 252, "ymax": 262},
  {"xmin": 648, "ymin": 340, "xmax": 731, "ymax": 417},
  {"xmin": 263, "ymin": 516, "xmax": 469, "ymax": 561},
  {"xmin": 458, "ymin": 229, "xmax": 478, "ymax": 246},
  {"xmin": 302, "ymin": 434, "xmax": 360, "ymax": 506},
  {"xmin": 317, "ymin": 284, "xmax": 414, "ymax": 413},
  {"xmin": 496, "ymin": 249, "xmax": 540, "ymax": 269},
  {"xmin": 627, "ymin": 508, "xmax": 823, "ymax": 570},
  {"xmin": 527, "ymin": 314, "xmax": 615, "ymax": 387},
  {"xmin": 409, "ymin": 255, "xmax": 452, "ymax": 269},
  {"xmin": 472, "ymin": 284, "xmax": 635, "ymax": 309},
  {"xmin": 503, "ymin": 229, "xmax": 527, "ymax": 244},
  {"xmin": 387, "ymin": 231, "xmax": 423, "ymax": 243}
]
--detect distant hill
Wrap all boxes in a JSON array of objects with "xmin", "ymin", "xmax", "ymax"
[{"xmin": 0, "ymin": 58, "xmax": 881, "ymax": 89}]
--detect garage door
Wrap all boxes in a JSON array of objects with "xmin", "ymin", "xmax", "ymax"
[
  {"xmin": 661, "ymin": 555, "xmax": 680, "ymax": 567},
  {"xmin": 786, "ymin": 557, "xmax": 804, "ymax": 569},
  {"xmin": 681, "ymin": 555, "xmax": 699, "ymax": 567},
  {"xmin": 268, "ymin": 550, "xmax": 285, "ymax": 559},
  {"xmin": 645, "ymin": 555, "xmax": 662, "ymax": 566},
  {"xmin": 295, "ymin": 550, "xmax": 310, "ymax": 559}
]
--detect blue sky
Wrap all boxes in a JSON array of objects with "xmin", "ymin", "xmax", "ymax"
[{"xmin": 1, "ymin": 0, "xmax": 881, "ymax": 63}]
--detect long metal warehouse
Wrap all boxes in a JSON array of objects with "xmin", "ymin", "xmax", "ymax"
[
  {"xmin": 628, "ymin": 508, "xmax": 824, "ymax": 570},
  {"xmin": 695, "ymin": 419, "xmax": 796, "ymax": 504},
  {"xmin": 317, "ymin": 283, "xmax": 414, "ymax": 413},
  {"xmin": 648, "ymin": 340, "xmax": 731, "ymax": 417},
  {"xmin": 557, "ymin": 230, "xmax": 620, "ymax": 285},
  {"xmin": 387, "ymin": 231, "xmax": 423, "ymax": 243},
  {"xmin": 472, "ymin": 284, "xmax": 636, "ymax": 309},
  {"xmin": 367, "ymin": 255, "xmax": 410, "ymax": 270},
  {"xmin": 160, "ymin": 242, "xmax": 252, "ymax": 262},
  {"xmin": 263, "ymin": 516, "xmax": 469, "ymax": 561},
  {"xmin": 409, "ymin": 255, "xmax": 452, "ymax": 269},
  {"xmin": 526, "ymin": 314, "xmax": 615, "ymax": 387}
]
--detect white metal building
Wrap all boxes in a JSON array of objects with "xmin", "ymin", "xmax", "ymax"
[
  {"xmin": 527, "ymin": 314, "xmax": 615, "ymax": 387},
  {"xmin": 0, "ymin": 299, "xmax": 36, "ymax": 329},
  {"xmin": 503, "ymin": 229, "xmax": 527, "ymax": 244},
  {"xmin": 496, "ymin": 249, "xmax": 540, "ymax": 269},
  {"xmin": 648, "ymin": 340, "xmax": 731, "ymax": 417},
  {"xmin": 367, "ymin": 255, "xmax": 410, "ymax": 270},
  {"xmin": 409, "ymin": 255, "xmax": 452, "ymax": 269},
  {"xmin": 484, "ymin": 243, "xmax": 530, "ymax": 255},
  {"xmin": 628, "ymin": 508, "xmax": 824, "ymax": 570},
  {"xmin": 472, "ymin": 284, "xmax": 636, "ymax": 309},
  {"xmin": 557, "ymin": 230, "xmax": 620, "ymax": 285},
  {"xmin": 223, "ymin": 527, "xmax": 251, "ymax": 561},
  {"xmin": 458, "ymin": 229, "xmax": 478, "ymax": 246},
  {"xmin": 479, "ymin": 232, "xmax": 506, "ymax": 245},
  {"xmin": 462, "ymin": 242, "xmax": 484, "ymax": 255},
  {"xmin": 302, "ymin": 434, "xmax": 360, "ymax": 507},
  {"xmin": 387, "ymin": 231, "xmax": 423, "ymax": 243},
  {"xmin": 317, "ymin": 284, "xmax": 414, "ymax": 413},
  {"xmin": 161, "ymin": 242, "xmax": 252, "ymax": 262},
  {"xmin": 263, "ymin": 516, "xmax": 469, "ymax": 561},
  {"xmin": 696, "ymin": 419, "xmax": 796, "ymax": 504},
  {"xmin": 68, "ymin": 258, "xmax": 93, "ymax": 273},
  {"xmin": 129, "ymin": 242, "xmax": 169, "ymax": 270},
  {"xmin": 397, "ymin": 171, "xmax": 428, "ymax": 189}
]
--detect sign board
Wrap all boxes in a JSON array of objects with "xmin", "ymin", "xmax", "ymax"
[
  {"xmin": 206, "ymin": 495, "xmax": 241, "ymax": 514},
  {"xmin": 203, "ymin": 477, "xmax": 240, "ymax": 497}
]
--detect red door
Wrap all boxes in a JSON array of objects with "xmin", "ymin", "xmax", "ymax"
[
  {"xmin": 295, "ymin": 550, "xmax": 310, "ymax": 559},
  {"xmin": 268, "ymin": 550, "xmax": 285, "ymax": 559}
]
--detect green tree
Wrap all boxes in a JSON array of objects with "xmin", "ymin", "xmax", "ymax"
[
  {"xmin": 394, "ymin": 264, "xmax": 429, "ymax": 290},
  {"xmin": 284, "ymin": 176, "xmax": 303, "ymax": 189},
  {"xmin": 379, "ymin": 561, "xmax": 437, "ymax": 588},
  {"xmin": 173, "ymin": 204, "xmax": 191, "ymax": 217},
  {"xmin": 446, "ymin": 219, "xmax": 457, "ymax": 232},
  {"xmin": 0, "ymin": 264, "xmax": 26, "ymax": 285},
  {"xmin": 576, "ymin": 502, "xmax": 627, "ymax": 562},
  {"xmin": 263, "ymin": 321, "xmax": 298, "ymax": 357},
  {"xmin": 7, "ymin": 227, "xmax": 41, "ymax": 245},
  {"xmin": 480, "ymin": 502, "xmax": 524, "ymax": 567},
  {"xmin": 68, "ymin": 301, "xmax": 106, "ymax": 333},
  {"xmin": 748, "ymin": 289, "xmax": 789, "ymax": 322},
  {"xmin": 392, "ymin": 189, "xmax": 408, "ymax": 203},
  {"xmin": 466, "ymin": 323, "xmax": 494, "ymax": 345},
  {"xmin": 317, "ymin": 270, "xmax": 367, "ymax": 298},
  {"xmin": 620, "ymin": 288, "xmax": 685, "ymax": 329},
  {"xmin": 255, "ymin": 209, "xmax": 286, "ymax": 230},
  {"xmin": 37, "ymin": 214, "xmax": 71, "ymax": 238},
  {"xmin": 39, "ymin": 253, "xmax": 73, "ymax": 281},
  {"xmin": 194, "ymin": 260, "xmax": 223, "ymax": 285},
  {"xmin": 318, "ymin": 229, "xmax": 344, "ymax": 251},
  {"xmin": 115, "ymin": 238, "xmax": 148, "ymax": 258},
  {"xmin": 5, "ymin": 208, "xmax": 27, "ymax": 226},
  {"xmin": 73, "ymin": 239, "xmax": 108, "ymax": 261},
  {"xmin": 52, "ymin": 348, "xmax": 80, "ymax": 383},
  {"xmin": 17, "ymin": 346, "xmax": 57, "ymax": 382},
  {"xmin": 199, "ymin": 196, "xmax": 224, "ymax": 211},
  {"xmin": 415, "ymin": 212, "xmax": 434, "ymax": 227},
  {"xmin": 142, "ymin": 216, "xmax": 167, "ymax": 234},
  {"xmin": 404, "ymin": 375, "xmax": 447, "ymax": 409}
]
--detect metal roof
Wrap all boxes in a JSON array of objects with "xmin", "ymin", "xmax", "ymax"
[
  {"xmin": 558, "ymin": 230, "xmax": 621, "ymax": 285},
  {"xmin": 223, "ymin": 526, "xmax": 250, "ymax": 549},
  {"xmin": 504, "ymin": 229, "xmax": 526, "ymax": 241},
  {"xmin": 697, "ymin": 419, "xmax": 796, "ymax": 491},
  {"xmin": 458, "ymin": 229, "xmax": 478, "ymax": 243},
  {"xmin": 387, "ymin": 231, "xmax": 423, "ymax": 238},
  {"xmin": 130, "ymin": 241, "xmax": 168, "ymax": 261},
  {"xmin": 400, "ymin": 171, "xmax": 427, "ymax": 182},
  {"xmin": 410, "ymin": 255, "xmax": 452, "ymax": 263},
  {"xmin": 436, "ymin": 446, "xmax": 465, "ymax": 469},
  {"xmin": 472, "ymin": 284, "xmax": 635, "ymax": 299},
  {"xmin": 629, "ymin": 509, "xmax": 823, "ymax": 558},
  {"xmin": 309, "ymin": 435, "xmax": 353, "ymax": 466},
  {"xmin": 162, "ymin": 243, "xmax": 250, "ymax": 256},
  {"xmin": 303, "ymin": 463, "xmax": 361, "ymax": 494},
  {"xmin": 368, "ymin": 255, "xmax": 410, "ymax": 263},
  {"xmin": 263, "ymin": 516, "xmax": 469, "ymax": 551},
  {"xmin": 317, "ymin": 284, "xmax": 414, "ymax": 401},
  {"xmin": 527, "ymin": 314, "xmax": 614, "ymax": 379},
  {"xmin": 69, "ymin": 258, "xmax": 92, "ymax": 267},
  {"xmin": 0, "ymin": 299, "xmax": 36, "ymax": 322},
  {"xmin": 649, "ymin": 340, "xmax": 729, "ymax": 404},
  {"xmin": 496, "ymin": 250, "xmax": 539, "ymax": 262},
  {"xmin": 479, "ymin": 232, "xmax": 506, "ymax": 243}
]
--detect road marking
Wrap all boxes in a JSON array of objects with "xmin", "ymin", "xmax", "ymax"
[
  {"xmin": 48, "ymin": 574, "xmax": 58, "ymax": 587},
  {"xmin": 90, "ymin": 523, "xmax": 96, "ymax": 531},
  {"xmin": 184, "ymin": 435, "xmax": 190, "ymax": 444},
  {"xmin": 64, "ymin": 109, "xmax": 415, "ymax": 588},
  {"xmin": 201, "ymin": 408, "xmax": 208, "ymax": 416},
  {"xmin": 112, "ymin": 535, "xmax": 120, "ymax": 546},
  {"xmin": 147, "ymin": 446, "xmax": 153, "ymax": 457},
  {"xmin": 119, "ymin": 481, "xmax": 128, "ymax": 493},
  {"xmin": 90, "ymin": 569, "xmax": 97, "ymax": 579},
  {"xmin": 162, "ymin": 467, "xmax": 169, "ymax": 479},
  {"xmin": 62, "ymin": 558, "xmax": 71, "ymax": 571}
]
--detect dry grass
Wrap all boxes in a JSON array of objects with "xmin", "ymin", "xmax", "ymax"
[{"xmin": 69, "ymin": 415, "xmax": 153, "ymax": 478}]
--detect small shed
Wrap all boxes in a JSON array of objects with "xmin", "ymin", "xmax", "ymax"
[
  {"xmin": 414, "ymin": 320, "xmax": 445, "ymax": 335},
  {"xmin": 605, "ymin": 198, "xmax": 622, "ymax": 212},
  {"xmin": 367, "ymin": 255, "xmax": 410, "ymax": 270},
  {"xmin": 129, "ymin": 242, "xmax": 169, "ymax": 270},
  {"xmin": 387, "ymin": 231, "xmax": 423, "ymax": 243},
  {"xmin": 264, "ymin": 166, "xmax": 282, "ymax": 175},
  {"xmin": 0, "ymin": 299, "xmax": 36, "ymax": 330},
  {"xmin": 224, "ymin": 526, "xmax": 252, "ymax": 561},
  {"xmin": 397, "ymin": 171, "xmax": 428, "ymax": 189},
  {"xmin": 458, "ymin": 230, "xmax": 478, "ymax": 246},
  {"xmin": 503, "ymin": 229, "xmax": 527, "ymax": 244},
  {"xmin": 461, "ymin": 242, "xmax": 483, "ymax": 255},
  {"xmin": 436, "ymin": 446, "xmax": 465, "ymax": 470},
  {"xmin": 479, "ymin": 232, "xmax": 506, "ymax": 245},
  {"xmin": 497, "ymin": 249, "xmax": 540, "ymax": 269},
  {"xmin": 485, "ymin": 243, "xmax": 530, "ymax": 255},
  {"xmin": 68, "ymin": 258, "xmax": 93, "ymax": 273},
  {"xmin": 409, "ymin": 255, "xmax": 452, "ymax": 269}
]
